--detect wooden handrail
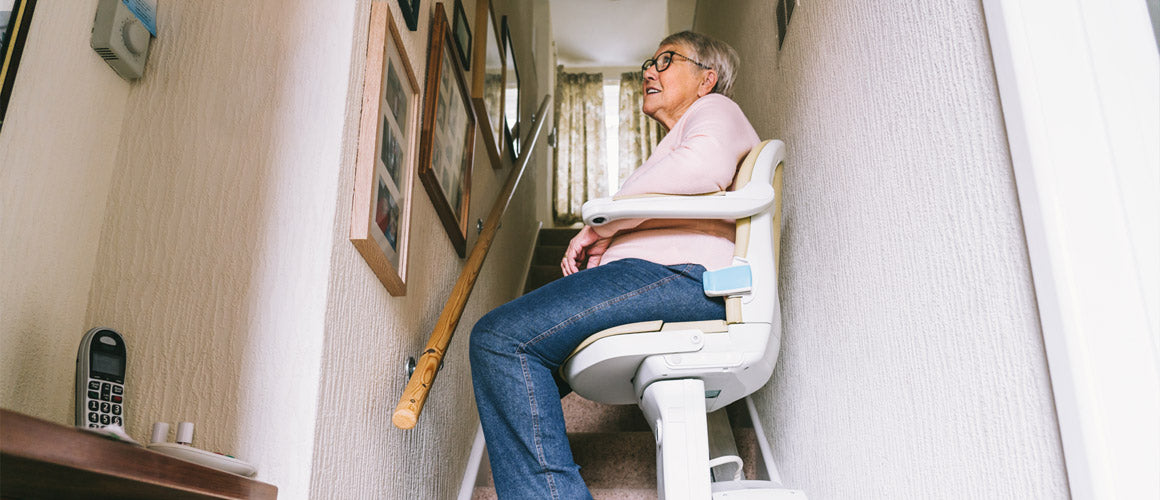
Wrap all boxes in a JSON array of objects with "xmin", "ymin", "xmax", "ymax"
[{"xmin": 393, "ymin": 95, "xmax": 552, "ymax": 429}]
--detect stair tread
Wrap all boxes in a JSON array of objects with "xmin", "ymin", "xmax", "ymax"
[
  {"xmin": 475, "ymin": 431, "xmax": 656, "ymax": 489},
  {"xmin": 563, "ymin": 393, "xmax": 651, "ymax": 433},
  {"xmin": 537, "ymin": 227, "xmax": 582, "ymax": 245},
  {"xmin": 571, "ymin": 431, "xmax": 657, "ymax": 487},
  {"xmin": 524, "ymin": 265, "xmax": 565, "ymax": 293},
  {"xmin": 533, "ymin": 244, "xmax": 568, "ymax": 265}
]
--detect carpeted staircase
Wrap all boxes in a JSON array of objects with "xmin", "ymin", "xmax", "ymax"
[
  {"xmin": 523, "ymin": 227, "xmax": 580, "ymax": 294},
  {"xmin": 470, "ymin": 227, "xmax": 762, "ymax": 500}
]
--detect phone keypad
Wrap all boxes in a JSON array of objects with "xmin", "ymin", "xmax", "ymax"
[{"xmin": 84, "ymin": 378, "xmax": 124, "ymax": 428}]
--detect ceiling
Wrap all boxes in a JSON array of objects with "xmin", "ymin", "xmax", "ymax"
[{"xmin": 549, "ymin": 0, "xmax": 696, "ymax": 69}]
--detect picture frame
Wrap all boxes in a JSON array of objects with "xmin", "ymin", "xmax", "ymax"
[
  {"xmin": 351, "ymin": 3, "xmax": 422, "ymax": 296},
  {"xmin": 501, "ymin": 16, "xmax": 521, "ymax": 161},
  {"xmin": 418, "ymin": 3, "xmax": 476, "ymax": 257},
  {"xmin": 397, "ymin": 0, "xmax": 420, "ymax": 31},
  {"xmin": 469, "ymin": 0, "xmax": 506, "ymax": 170},
  {"xmin": 1, "ymin": 0, "xmax": 36, "ymax": 132},
  {"xmin": 450, "ymin": 0, "xmax": 471, "ymax": 71}
]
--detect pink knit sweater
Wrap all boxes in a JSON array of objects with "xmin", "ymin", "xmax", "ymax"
[{"xmin": 594, "ymin": 94, "xmax": 760, "ymax": 271}]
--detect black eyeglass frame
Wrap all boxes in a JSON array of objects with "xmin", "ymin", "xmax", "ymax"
[{"xmin": 641, "ymin": 50, "xmax": 711, "ymax": 73}]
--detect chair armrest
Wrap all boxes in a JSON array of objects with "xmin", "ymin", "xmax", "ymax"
[{"xmin": 582, "ymin": 182, "xmax": 775, "ymax": 227}]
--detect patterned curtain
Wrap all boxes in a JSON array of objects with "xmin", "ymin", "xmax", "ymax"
[
  {"xmin": 554, "ymin": 66, "xmax": 606, "ymax": 225},
  {"xmin": 617, "ymin": 71, "xmax": 666, "ymax": 187}
]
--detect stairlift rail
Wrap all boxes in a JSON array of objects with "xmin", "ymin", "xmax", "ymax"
[{"xmin": 392, "ymin": 95, "xmax": 551, "ymax": 430}]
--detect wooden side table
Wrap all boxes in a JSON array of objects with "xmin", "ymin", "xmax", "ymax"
[{"xmin": 1, "ymin": 409, "xmax": 277, "ymax": 499}]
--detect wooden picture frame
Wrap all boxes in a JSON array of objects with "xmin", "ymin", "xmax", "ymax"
[
  {"xmin": 1, "ymin": 0, "xmax": 36, "ymax": 131},
  {"xmin": 419, "ymin": 3, "xmax": 476, "ymax": 257},
  {"xmin": 469, "ymin": 0, "xmax": 506, "ymax": 170},
  {"xmin": 351, "ymin": 3, "xmax": 422, "ymax": 296},
  {"xmin": 450, "ymin": 0, "xmax": 471, "ymax": 71},
  {"xmin": 397, "ymin": 0, "xmax": 420, "ymax": 31},
  {"xmin": 501, "ymin": 16, "xmax": 521, "ymax": 161}
]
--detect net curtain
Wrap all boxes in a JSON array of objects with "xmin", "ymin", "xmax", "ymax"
[{"xmin": 553, "ymin": 67, "xmax": 606, "ymax": 225}]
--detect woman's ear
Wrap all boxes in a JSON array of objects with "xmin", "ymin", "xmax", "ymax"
[{"xmin": 698, "ymin": 70, "xmax": 718, "ymax": 96}]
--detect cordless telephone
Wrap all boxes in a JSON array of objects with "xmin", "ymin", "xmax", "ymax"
[{"xmin": 75, "ymin": 328, "xmax": 127, "ymax": 429}]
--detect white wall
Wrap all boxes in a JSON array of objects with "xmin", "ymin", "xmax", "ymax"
[
  {"xmin": 0, "ymin": 0, "xmax": 130, "ymax": 423},
  {"xmin": 3, "ymin": 0, "xmax": 550, "ymax": 498},
  {"xmin": 982, "ymin": 1, "xmax": 1160, "ymax": 496},
  {"xmin": 533, "ymin": 0, "xmax": 557, "ymax": 226},
  {"xmin": 307, "ymin": 0, "xmax": 551, "ymax": 496},
  {"xmin": 695, "ymin": 1, "xmax": 1069, "ymax": 498},
  {"xmin": 82, "ymin": 1, "xmax": 357, "ymax": 496}
]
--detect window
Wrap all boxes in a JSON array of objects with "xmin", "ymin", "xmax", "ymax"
[{"xmin": 604, "ymin": 80, "xmax": 619, "ymax": 194}]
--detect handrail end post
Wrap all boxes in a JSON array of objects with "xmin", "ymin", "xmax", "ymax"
[{"xmin": 393, "ymin": 410, "xmax": 418, "ymax": 429}]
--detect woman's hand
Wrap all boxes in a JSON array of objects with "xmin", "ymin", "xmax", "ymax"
[{"xmin": 561, "ymin": 226, "xmax": 611, "ymax": 276}]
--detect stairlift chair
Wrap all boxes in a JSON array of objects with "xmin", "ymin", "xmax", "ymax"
[{"xmin": 561, "ymin": 140, "xmax": 805, "ymax": 500}]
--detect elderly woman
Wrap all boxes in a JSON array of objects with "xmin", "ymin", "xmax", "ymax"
[{"xmin": 470, "ymin": 31, "xmax": 759, "ymax": 499}]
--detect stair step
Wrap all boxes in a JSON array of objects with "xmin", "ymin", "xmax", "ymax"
[
  {"xmin": 524, "ymin": 264, "xmax": 564, "ymax": 293},
  {"xmin": 474, "ymin": 431, "xmax": 656, "ymax": 490},
  {"xmin": 538, "ymin": 227, "xmax": 581, "ymax": 246},
  {"xmin": 572, "ymin": 431, "xmax": 657, "ymax": 488},
  {"xmin": 563, "ymin": 393, "xmax": 651, "ymax": 433},
  {"xmin": 533, "ymin": 244, "xmax": 568, "ymax": 265},
  {"xmin": 472, "ymin": 396, "xmax": 765, "ymax": 498}
]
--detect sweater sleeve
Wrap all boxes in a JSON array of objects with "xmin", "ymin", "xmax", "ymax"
[{"xmin": 592, "ymin": 95, "xmax": 758, "ymax": 237}]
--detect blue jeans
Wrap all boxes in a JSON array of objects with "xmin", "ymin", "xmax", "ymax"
[{"xmin": 470, "ymin": 258, "xmax": 725, "ymax": 499}]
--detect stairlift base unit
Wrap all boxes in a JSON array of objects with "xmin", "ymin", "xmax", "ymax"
[{"xmin": 641, "ymin": 379, "xmax": 712, "ymax": 500}]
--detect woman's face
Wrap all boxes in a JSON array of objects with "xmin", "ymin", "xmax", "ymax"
[{"xmin": 642, "ymin": 43, "xmax": 715, "ymax": 129}]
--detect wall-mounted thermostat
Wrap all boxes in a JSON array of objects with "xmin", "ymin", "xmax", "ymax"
[{"xmin": 91, "ymin": 0, "xmax": 157, "ymax": 81}]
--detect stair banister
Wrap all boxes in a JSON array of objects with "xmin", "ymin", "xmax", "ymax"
[{"xmin": 393, "ymin": 95, "xmax": 552, "ymax": 430}]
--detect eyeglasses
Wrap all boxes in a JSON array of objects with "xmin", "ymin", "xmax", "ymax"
[{"xmin": 641, "ymin": 51, "xmax": 711, "ymax": 73}]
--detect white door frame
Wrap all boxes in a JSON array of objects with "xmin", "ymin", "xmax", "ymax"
[{"xmin": 981, "ymin": 1, "xmax": 1159, "ymax": 498}]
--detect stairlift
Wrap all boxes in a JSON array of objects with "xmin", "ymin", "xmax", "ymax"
[{"xmin": 561, "ymin": 140, "xmax": 806, "ymax": 500}]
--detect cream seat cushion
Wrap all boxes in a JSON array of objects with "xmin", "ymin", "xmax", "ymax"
[{"xmin": 562, "ymin": 319, "xmax": 729, "ymax": 365}]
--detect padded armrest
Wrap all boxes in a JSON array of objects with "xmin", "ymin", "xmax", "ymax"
[{"xmin": 582, "ymin": 182, "xmax": 775, "ymax": 227}]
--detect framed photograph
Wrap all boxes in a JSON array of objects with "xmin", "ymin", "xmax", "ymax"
[
  {"xmin": 469, "ymin": 0, "xmax": 505, "ymax": 170},
  {"xmin": 450, "ymin": 0, "xmax": 471, "ymax": 71},
  {"xmin": 501, "ymin": 16, "xmax": 521, "ymax": 161},
  {"xmin": 351, "ymin": 3, "xmax": 422, "ymax": 295},
  {"xmin": 419, "ymin": 3, "xmax": 476, "ymax": 257},
  {"xmin": 1, "ymin": 0, "xmax": 36, "ymax": 131},
  {"xmin": 397, "ymin": 0, "xmax": 420, "ymax": 31}
]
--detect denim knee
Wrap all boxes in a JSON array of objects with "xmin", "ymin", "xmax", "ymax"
[{"xmin": 469, "ymin": 306, "xmax": 519, "ymax": 366}]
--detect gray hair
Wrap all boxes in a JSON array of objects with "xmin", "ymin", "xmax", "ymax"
[{"xmin": 659, "ymin": 31, "xmax": 740, "ymax": 97}]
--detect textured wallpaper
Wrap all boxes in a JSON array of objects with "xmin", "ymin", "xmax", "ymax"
[
  {"xmin": 82, "ymin": 2, "xmax": 362, "ymax": 497},
  {"xmin": 306, "ymin": 0, "xmax": 544, "ymax": 497},
  {"xmin": 3, "ymin": 0, "xmax": 546, "ymax": 498},
  {"xmin": 695, "ymin": 0, "xmax": 1069, "ymax": 498},
  {"xmin": 0, "ymin": 1, "xmax": 130, "ymax": 424}
]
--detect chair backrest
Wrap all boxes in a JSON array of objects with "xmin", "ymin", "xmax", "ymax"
[{"xmin": 725, "ymin": 140, "xmax": 785, "ymax": 326}]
